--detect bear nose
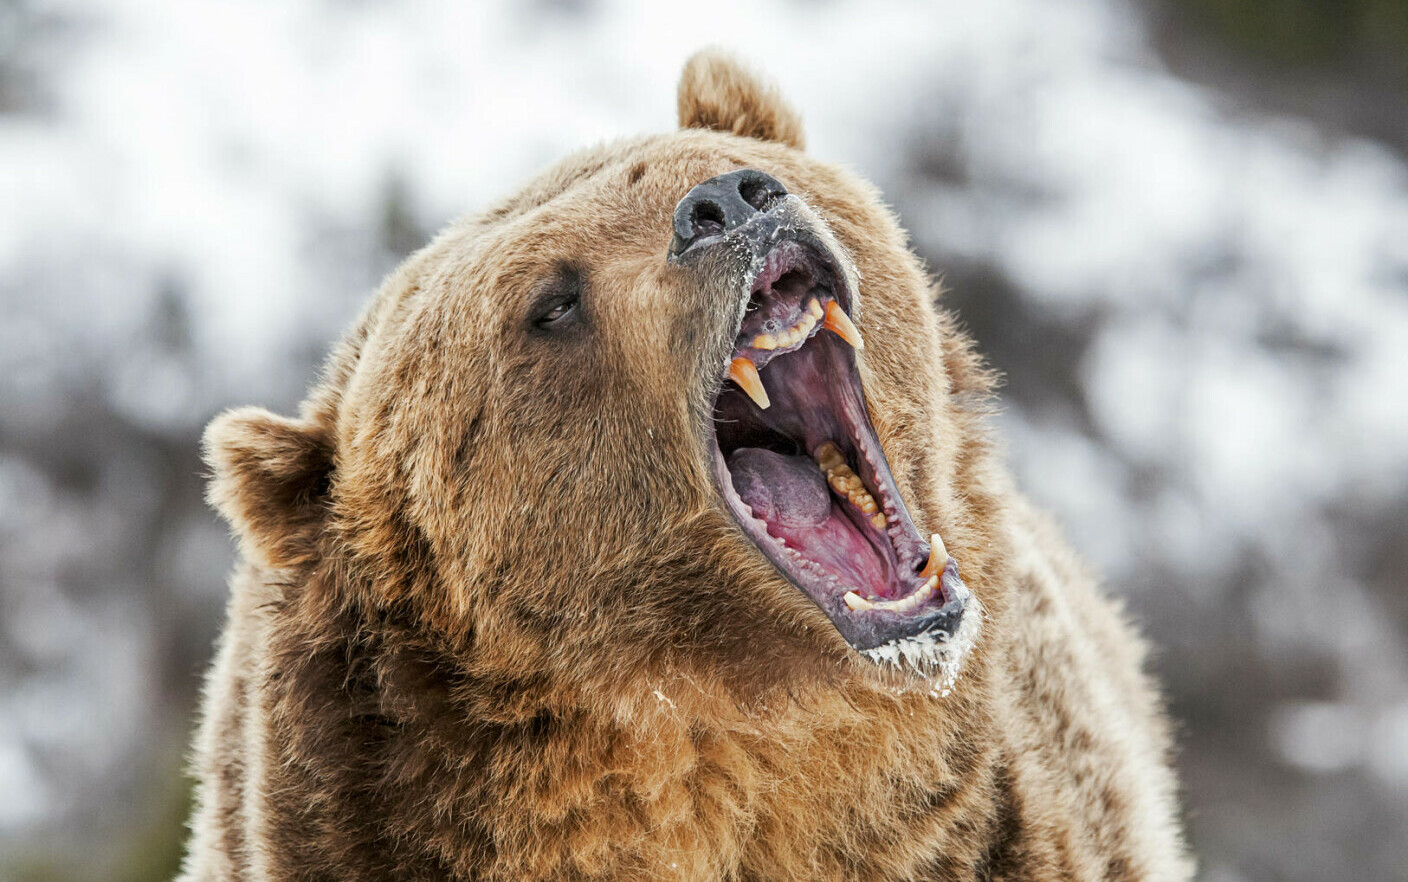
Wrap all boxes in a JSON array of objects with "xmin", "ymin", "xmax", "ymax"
[{"xmin": 669, "ymin": 168, "xmax": 789, "ymax": 259}]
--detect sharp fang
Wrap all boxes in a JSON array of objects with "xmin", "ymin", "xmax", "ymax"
[
  {"xmin": 823, "ymin": 300, "xmax": 864, "ymax": 351},
  {"xmin": 920, "ymin": 533, "xmax": 950, "ymax": 579},
  {"xmin": 728, "ymin": 356, "xmax": 770, "ymax": 409},
  {"xmin": 844, "ymin": 590, "xmax": 874, "ymax": 611}
]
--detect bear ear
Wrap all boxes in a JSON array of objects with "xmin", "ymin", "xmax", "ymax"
[
  {"xmin": 203, "ymin": 406, "xmax": 334, "ymax": 570},
  {"xmin": 678, "ymin": 49, "xmax": 805, "ymax": 150}
]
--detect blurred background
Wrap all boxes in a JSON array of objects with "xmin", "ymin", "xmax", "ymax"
[{"xmin": 2, "ymin": 0, "xmax": 1406, "ymax": 879}]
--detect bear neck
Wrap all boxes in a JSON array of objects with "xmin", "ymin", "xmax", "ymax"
[{"xmin": 244, "ymin": 558, "xmax": 1014, "ymax": 880}]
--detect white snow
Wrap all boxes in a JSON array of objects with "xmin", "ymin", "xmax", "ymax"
[{"xmin": 3, "ymin": 0, "xmax": 1407, "ymax": 877}]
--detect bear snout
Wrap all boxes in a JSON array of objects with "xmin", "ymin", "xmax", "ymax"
[{"xmin": 668, "ymin": 167, "xmax": 789, "ymax": 260}]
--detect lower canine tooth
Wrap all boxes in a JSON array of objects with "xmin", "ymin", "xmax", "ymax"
[{"xmin": 919, "ymin": 533, "xmax": 950, "ymax": 579}]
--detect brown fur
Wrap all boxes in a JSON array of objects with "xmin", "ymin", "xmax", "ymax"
[{"xmin": 179, "ymin": 51, "xmax": 1191, "ymax": 880}]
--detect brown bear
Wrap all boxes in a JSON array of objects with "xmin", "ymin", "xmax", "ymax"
[{"xmin": 178, "ymin": 51, "xmax": 1192, "ymax": 881}]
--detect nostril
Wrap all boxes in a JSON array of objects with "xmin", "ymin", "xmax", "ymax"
[
  {"xmin": 739, "ymin": 179, "xmax": 782, "ymax": 213},
  {"xmin": 669, "ymin": 170, "xmax": 789, "ymax": 259},
  {"xmin": 691, "ymin": 200, "xmax": 726, "ymax": 238}
]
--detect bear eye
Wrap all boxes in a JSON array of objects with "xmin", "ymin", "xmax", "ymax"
[
  {"xmin": 538, "ymin": 298, "xmax": 576, "ymax": 324},
  {"xmin": 529, "ymin": 267, "xmax": 583, "ymax": 330}
]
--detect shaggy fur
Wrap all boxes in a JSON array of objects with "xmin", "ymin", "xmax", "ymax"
[{"xmin": 179, "ymin": 52, "xmax": 1192, "ymax": 881}]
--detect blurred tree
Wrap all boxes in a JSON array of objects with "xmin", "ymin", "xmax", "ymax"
[
  {"xmin": 1169, "ymin": 0, "xmax": 1408, "ymax": 78},
  {"xmin": 1152, "ymin": 0, "xmax": 1408, "ymax": 156}
]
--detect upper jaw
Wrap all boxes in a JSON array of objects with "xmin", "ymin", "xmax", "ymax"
[
  {"xmin": 670, "ymin": 195, "xmax": 860, "ymax": 323},
  {"xmin": 690, "ymin": 206, "xmax": 976, "ymax": 672}
]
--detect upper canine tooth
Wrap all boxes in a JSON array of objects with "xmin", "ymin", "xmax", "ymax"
[
  {"xmin": 728, "ymin": 356, "xmax": 770, "ymax": 410},
  {"xmin": 822, "ymin": 300, "xmax": 865, "ymax": 351},
  {"xmin": 919, "ymin": 533, "xmax": 950, "ymax": 579}
]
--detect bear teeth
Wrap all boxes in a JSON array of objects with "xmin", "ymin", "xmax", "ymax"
[
  {"xmin": 843, "ymin": 574, "xmax": 940, "ymax": 613},
  {"xmin": 814, "ymin": 441, "xmax": 886, "ymax": 527},
  {"xmin": 751, "ymin": 297, "xmax": 823, "ymax": 351},
  {"xmin": 919, "ymin": 534, "xmax": 949, "ymax": 580},
  {"xmin": 731, "ymin": 298, "xmax": 852, "ymax": 412},
  {"xmin": 822, "ymin": 299, "xmax": 864, "ymax": 350},
  {"xmin": 727, "ymin": 356, "xmax": 769, "ymax": 409}
]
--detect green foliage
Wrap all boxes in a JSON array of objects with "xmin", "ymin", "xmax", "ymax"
[
  {"xmin": 1172, "ymin": 0, "xmax": 1408, "ymax": 79},
  {"xmin": 0, "ymin": 757, "xmax": 192, "ymax": 882},
  {"xmin": 112, "ymin": 772, "xmax": 193, "ymax": 882}
]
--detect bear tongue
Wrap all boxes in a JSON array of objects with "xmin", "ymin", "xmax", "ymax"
[
  {"xmin": 727, "ymin": 448, "xmax": 831, "ymax": 528},
  {"xmin": 726, "ymin": 447, "xmax": 889, "ymax": 591}
]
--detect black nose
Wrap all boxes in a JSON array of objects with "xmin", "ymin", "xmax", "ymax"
[{"xmin": 669, "ymin": 168, "xmax": 788, "ymax": 259}]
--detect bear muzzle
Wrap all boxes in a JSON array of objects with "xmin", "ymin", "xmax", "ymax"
[{"xmin": 674, "ymin": 175, "xmax": 980, "ymax": 682}]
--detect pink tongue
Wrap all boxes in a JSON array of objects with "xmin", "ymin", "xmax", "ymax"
[
  {"xmin": 727, "ymin": 448, "xmax": 889, "ymax": 592},
  {"xmin": 727, "ymin": 448, "xmax": 830, "ymax": 527}
]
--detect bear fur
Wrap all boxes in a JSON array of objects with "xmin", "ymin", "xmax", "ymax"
[{"xmin": 178, "ymin": 51, "xmax": 1192, "ymax": 881}]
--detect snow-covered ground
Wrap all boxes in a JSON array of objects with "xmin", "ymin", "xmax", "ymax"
[{"xmin": 2, "ymin": 1, "xmax": 1405, "ymax": 879}]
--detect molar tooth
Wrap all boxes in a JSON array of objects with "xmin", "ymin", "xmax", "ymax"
[
  {"xmin": 919, "ymin": 534, "xmax": 949, "ymax": 579},
  {"xmin": 822, "ymin": 300, "xmax": 865, "ymax": 351},
  {"xmin": 870, "ymin": 513, "xmax": 887, "ymax": 529},
  {"xmin": 728, "ymin": 357, "xmax": 770, "ymax": 410},
  {"xmin": 808, "ymin": 297, "xmax": 824, "ymax": 319},
  {"xmin": 752, "ymin": 333, "xmax": 778, "ymax": 350}
]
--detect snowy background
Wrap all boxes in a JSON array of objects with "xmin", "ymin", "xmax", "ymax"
[{"xmin": 2, "ymin": 1, "xmax": 1406, "ymax": 879}]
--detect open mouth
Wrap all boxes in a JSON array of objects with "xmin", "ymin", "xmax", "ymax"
[{"xmin": 709, "ymin": 238, "xmax": 971, "ymax": 665}]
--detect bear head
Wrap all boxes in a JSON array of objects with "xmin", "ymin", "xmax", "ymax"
[{"xmin": 203, "ymin": 50, "xmax": 1008, "ymax": 709}]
